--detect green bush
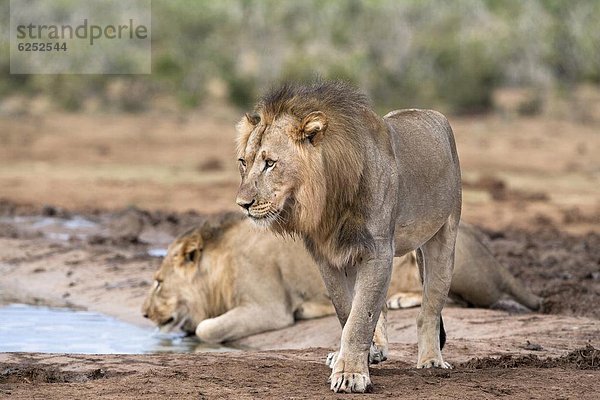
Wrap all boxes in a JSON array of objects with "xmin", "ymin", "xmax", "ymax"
[{"xmin": 2, "ymin": 0, "xmax": 599, "ymax": 113}]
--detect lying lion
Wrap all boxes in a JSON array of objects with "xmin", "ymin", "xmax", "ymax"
[
  {"xmin": 389, "ymin": 222, "xmax": 541, "ymax": 311},
  {"xmin": 142, "ymin": 214, "xmax": 541, "ymax": 342},
  {"xmin": 142, "ymin": 213, "xmax": 334, "ymax": 342}
]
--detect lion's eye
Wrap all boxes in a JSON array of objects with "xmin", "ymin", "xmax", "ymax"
[
  {"xmin": 238, "ymin": 158, "xmax": 246, "ymax": 168},
  {"xmin": 264, "ymin": 159, "xmax": 276, "ymax": 170},
  {"xmin": 155, "ymin": 279, "xmax": 162, "ymax": 291}
]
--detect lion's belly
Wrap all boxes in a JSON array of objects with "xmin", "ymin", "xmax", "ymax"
[{"xmin": 393, "ymin": 218, "xmax": 449, "ymax": 256}]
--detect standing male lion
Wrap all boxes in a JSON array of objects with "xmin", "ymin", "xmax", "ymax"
[{"xmin": 235, "ymin": 81, "xmax": 462, "ymax": 393}]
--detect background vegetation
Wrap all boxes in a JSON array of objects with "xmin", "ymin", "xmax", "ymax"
[{"xmin": 1, "ymin": 0, "xmax": 599, "ymax": 114}]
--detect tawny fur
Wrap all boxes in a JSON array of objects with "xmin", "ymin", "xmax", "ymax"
[
  {"xmin": 235, "ymin": 81, "xmax": 462, "ymax": 393},
  {"xmin": 141, "ymin": 214, "xmax": 333, "ymax": 343},
  {"xmin": 236, "ymin": 83, "xmax": 377, "ymax": 268},
  {"xmin": 387, "ymin": 222, "xmax": 542, "ymax": 311},
  {"xmin": 142, "ymin": 217, "xmax": 541, "ymax": 343}
]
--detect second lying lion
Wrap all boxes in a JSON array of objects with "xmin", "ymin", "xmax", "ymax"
[
  {"xmin": 388, "ymin": 222, "xmax": 542, "ymax": 311},
  {"xmin": 142, "ymin": 214, "xmax": 541, "ymax": 343}
]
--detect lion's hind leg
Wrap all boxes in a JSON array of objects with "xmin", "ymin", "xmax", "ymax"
[
  {"xmin": 416, "ymin": 216, "xmax": 458, "ymax": 369},
  {"xmin": 387, "ymin": 291, "xmax": 423, "ymax": 309},
  {"xmin": 294, "ymin": 300, "xmax": 335, "ymax": 320},
  {"xmin": 370, "ymin": 305, "xmax": 388, "ymax": 364}
]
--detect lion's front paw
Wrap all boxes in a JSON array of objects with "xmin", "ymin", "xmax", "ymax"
[
  {"xmin": 417, "ymin": 356, "xmax": 452, "ymax": 369},
  {"xmin": 329, "ymin": 351, "xmax": 372, "ymax": 393},
  {"xmin": 330, "ymin": 372, "xmax": 372, "ymax": 393},
  {"xmin": 195, "ymin": 318, "xmax": 224, "ymax": 344}
]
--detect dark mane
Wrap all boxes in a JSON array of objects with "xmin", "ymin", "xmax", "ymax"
[
  {"xmin": 258, "ymin": 81, "xmax": 371, "ymax": 124},
  {"xmin": 256, "ymin": 81, "xmax": 380, "ymax": 266}
]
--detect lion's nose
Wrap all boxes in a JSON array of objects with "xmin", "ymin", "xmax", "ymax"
[{"xmin": 236, "ymin": 198, "xmax": 255, "ymax": 210}]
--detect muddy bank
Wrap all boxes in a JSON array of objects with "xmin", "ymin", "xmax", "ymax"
[
  {"xmin": 1, "ymin": 202, "xmax": 598, "ymax": 353},
  {"xmin": 482, "ymin": 226, "xmax": 600, "ymax": 319},
  {"xmin": 1, "ymin": 346, "xmax": 599, "ymax": 399},
  {"xmin": 1, "ymin": 202, "xmax": 599, "ymax": 397},
  {"xmin": 460, "ymin": 344, "xmax": 600, "ymax": 370},
  {"xmin": 1, "ymin": 200, "xmax": 598, "ymax": 320}
]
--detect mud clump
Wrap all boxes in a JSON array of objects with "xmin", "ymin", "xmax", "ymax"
[
  {"xmin": 87, "ymin": 234, "xmax": 142, "ymax": 246},
  {"xmin": 95, "ymin": 206, "xmax": 206, "ymax": 246},
  {"xmin": 41, "ymin": 205, "xmax": 71, "ymax": 219},
  {"xmin": 460, "ymin": 345, "xmax": 600, "ymax": 370},
  {"xmin": 0, "ymin": 198, "xmax": 44, "ymax": 217},
  {"xmin": 558, "ymin": 344, "xmax": 600, "ymax": 370},
  {"xmin": 463, "ymin": 175, "xmax": 549, "ymax": 202},
  {"xmin": 0, "ymin": 364, "xmax": 108, "ymax": 384},
  {"xmin": 482, "ymin": 227, "xmax": 600, "ymax": 319},
  {"xmin": 0, "ymin": 223, "xmax": 20, "ymax": 239},
  {"xmin": 196, "ymin": 158, "xmax": 224, "ymax": 172},
  {"xmin": 562, "ymin": 207, "xmax": 600, "ymax": 225}
]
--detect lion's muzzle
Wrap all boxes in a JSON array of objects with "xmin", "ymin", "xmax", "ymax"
[
  {"xmin": 236, "ymin": 183, "xmax": 257, "ymax": 212},
  {"xmin": 236, "ymin": 197, "xmax": 254, "ymax": 211}
]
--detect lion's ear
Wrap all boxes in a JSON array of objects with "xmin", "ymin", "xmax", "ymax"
[
  {"xmin": 184, "ymin": 248, "xmax": 200, "ymax": 264},
  {"xmin": 178, "ymin": 230, "xmax": 203, "ymax": 267},
  {"xmin": 236, "ymin": 112, "xmax": 261, "ymax": 136},
  {"xmin": 245, "ymin": 112, "xmax": 261, "ymax": 125},
  {"xmin": 298, "ymin": 111, "xmax": 327, "ymax": 145}
]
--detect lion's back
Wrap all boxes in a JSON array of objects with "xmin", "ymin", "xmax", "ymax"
[{"xmin": 383, "ymin": 109, "xmax": 456, "ymax": 155}]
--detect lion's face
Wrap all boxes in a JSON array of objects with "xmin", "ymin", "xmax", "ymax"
[
  {"xmin": 142, "ymin": 230, "xmax": 206, "ymax": 334},
  {"xmin": 235, "ymin": 111, "xmax": 328, "ymax": 231}
]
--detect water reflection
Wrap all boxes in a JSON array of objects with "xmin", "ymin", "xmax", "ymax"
[{"xmin": 0, "ymin": 304, "xmax": 235, "ymax": 354}]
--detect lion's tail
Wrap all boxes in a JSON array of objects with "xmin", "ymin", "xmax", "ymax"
[
  {"xmin": 499, "ymin": 267, "xmax": 542, "ymax": 311},
  {"xmin": 439, "ymin": 315, "xmax": 446, "ymax": 350}
]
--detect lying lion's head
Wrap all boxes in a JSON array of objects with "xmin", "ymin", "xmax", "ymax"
[
  {"xmin": 142, "ymin": 214, "xmax": 241, "ymax": 334},
  {"xmin": 142, "ymin": 228, "xmax": 204, "ymax": 334},
  {"xmin": 236, "ymin": 81, "xmax": 379, "ymax": 265}
]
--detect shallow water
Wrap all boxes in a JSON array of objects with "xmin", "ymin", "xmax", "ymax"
[
  {"xmin": 147, "ymin": 248, "xmax": 168, "ymax": 257},
  {"xmin": 0, "ymin": 304, "xmax": 233, "ymax": 354},
  {"xmin": 0, "ymin": 215, "xmax": 101, "ymax": 241}
]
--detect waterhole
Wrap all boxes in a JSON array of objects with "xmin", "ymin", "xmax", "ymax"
[{"xmin": 0, "ymin": 304, "xmax": 234, "ymax": 354}]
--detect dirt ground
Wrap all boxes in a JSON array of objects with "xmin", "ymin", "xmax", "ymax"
[
  {"xmin": 0, "ymin": 109, "xmax": 599, "ymax": 398},
  {"xmin": 1, "ymin": 346, "xmax": 599, "ymax": 399}
]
